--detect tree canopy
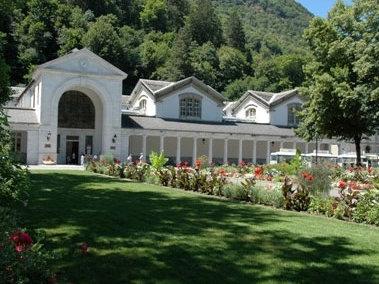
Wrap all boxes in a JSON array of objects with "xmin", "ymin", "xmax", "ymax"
[
  {"xmin": 297, "ymin": 0, "xmax": 379, "ymax": 164},
  {"xmin": 1, "ymin": 0, "xmax": 312, "ymax": 96}
]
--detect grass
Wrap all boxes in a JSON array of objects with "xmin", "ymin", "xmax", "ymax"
[{"xmin": 21, "ymin": 170, "xmax": 379, "ymax": 283}]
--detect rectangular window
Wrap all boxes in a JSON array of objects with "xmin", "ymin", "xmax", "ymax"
[{"xmin": 85, "ymin": 136, "xmax": 93, "ymax": 155}]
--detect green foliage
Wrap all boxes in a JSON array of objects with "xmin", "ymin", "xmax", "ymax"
[
  {"xmin": 185, "ymin": 0, "xmax": 223, "ymax": 47},
  {"xmin": 308, "ymin": 196, "xmax": 335, "ymax": 217},
  {"xmin": 282, "ymin": 177, "xmax": 311, "ymax": 211},
  {"xmin": 297, "ymin": 0, "xmax": 379, "ymax": 164},
  {"xmin": 140, "ymin": 0, "xmax": 168, "ymax": 32},
  {"xmin": 150, "ymin": 151, "xmax": 169, "ymax": 170},
  {"xmin": 352, "ymin": 190, "xmax": 379, "ymax": 225},
  {"xmin": 82, "ymin": 14, "xmax": 123, "ymax": 65},
  {"xmin": 218, "ymin": 46, "xmax": 249, "ymax": 85},
  {"xmin": 224, "ymin": 9, "xmax": 246, "ymax": 51}
]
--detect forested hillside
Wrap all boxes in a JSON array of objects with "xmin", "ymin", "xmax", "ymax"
[{"xmin": 0, "ymin": 0, "xmax": 313, "ymax": 99}]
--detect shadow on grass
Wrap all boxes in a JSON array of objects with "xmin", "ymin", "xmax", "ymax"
[{"xmin": 21, "ymin": 171, "xmax": 379, "ymax": 283}]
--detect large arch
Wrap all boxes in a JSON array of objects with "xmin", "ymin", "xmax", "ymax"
[{"xmin": 49, "ymin": 78, "xmax": 110, "ymax": 164}]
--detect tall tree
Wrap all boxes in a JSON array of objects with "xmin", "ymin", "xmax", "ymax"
[
  {"xmin": 15, "ymin": 0, "xmax": 60, "ymax": 78},
  {"xmin": 189, "ymin": 42, "xmax": 219, "ymax": 88},
  {"xmin": 0, "ymin": 35, "xmax": 10, "ymax": 105},
  {"xmin": 184, "ymin": 0, "xmax": 223, "ymax": 47},
  {"xmin": 218, "ymin": 46, "xmax": 249, "ymax": 87},
  {"xmin": 140, "ymin": 0, "xmax": 168, "ymax": 32},
  {"xmin": 156, "ymin": 28, "xmax": 193, "ymax": 81},
  {"xmin": 297, "ymin": 0, "xmax": 379, "ymax": 165},
  {"xmin": 225, "ymin": 9, "xmax": 246, "ymax": 51},
  {"xmin": 82, "ymin": 14, "xmax": 123, "ymax": 68}
]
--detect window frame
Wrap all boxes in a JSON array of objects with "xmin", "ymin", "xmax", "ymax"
[
  {"xmin": 245, "ymin": 107, "xmax": 257, "ymax": 121},
  {"xmin": 179, "ymin": 94, "xmax": 202, "ymax": 120},
  {"xmin": 287, "ymin": 103, "xmax": 302, "ymax": 127}
]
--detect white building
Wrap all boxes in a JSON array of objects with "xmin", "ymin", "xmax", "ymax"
[{"xmin": 5, "ymin": 48, "xmax": 379, "ymax": 165}]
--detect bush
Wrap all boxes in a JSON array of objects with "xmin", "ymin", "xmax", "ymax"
[
  {"xmin": 308, "ymin": 196, "xmax": 335, "ymax": 217},
  {"xmin": 0, "ymin": 157, "xmax": 29, "ymax": 207},
  {"xmin": 150, "ymin": 151, "xmax": 168, "ymax": 171},
  {"xmin": 0, "ymin": 207, "xmax": 54, "ymax": 283},
  {"xmin": 282, "ymin": 177, "xmax": 311, "ymax": 211},
  {"xmin": 240, "ymin": 178, "xmax": 284, "ymax": 207},
  {"xmin": 300, "ymin": 166, "xmax": 332, "ymax": 195},
  {"xmin": 352, "ymin": 190, "xmax": 379, "ymax": 225}
]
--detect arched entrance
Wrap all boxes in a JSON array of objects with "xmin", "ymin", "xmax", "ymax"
[{"xmin": 57, "ymin": 90, "xmax": 103, "ymax": 164}]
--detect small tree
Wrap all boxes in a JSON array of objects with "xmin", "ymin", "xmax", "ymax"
[{"xmin": 297, "ymin": 0, "xmax": 379, "ymax": 165}]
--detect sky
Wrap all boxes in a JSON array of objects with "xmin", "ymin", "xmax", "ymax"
[{"xmin": 296, "ymin": 0, "xmax": 353, "ymax": 17}]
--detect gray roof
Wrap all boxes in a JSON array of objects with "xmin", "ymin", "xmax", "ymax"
[
  {"xmin": 10, "ymin": 86, "xmax": 26, "ymax": 98},
  {"xmin": 140, "ymin": 79, "xmax": 172, "ymax": 92},
  {"xmin": 122, "ymin": 115, "xmax": 296, "ymax": 137},
  {"xmin": 231, "ymin": 89, "xmax": 299, "ymax": 113},
  {"xmin": 5, "ymin": 108, "xmax": 39, "ymax": 124}
]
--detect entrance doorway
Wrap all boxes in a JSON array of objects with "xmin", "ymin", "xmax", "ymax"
[{"xmin": 66, "ymin": 136, "xmax": 79, "ymax": 164}]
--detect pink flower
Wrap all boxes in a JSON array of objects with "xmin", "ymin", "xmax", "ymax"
[
  {"xmin": 338, "ymin": 180, "xmax": 347, "ymax": 189},
  {"xmin": 9, "ymin": 230, "xmax": 33, "ymax": 253}
]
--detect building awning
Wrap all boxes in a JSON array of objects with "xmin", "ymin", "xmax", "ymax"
[{"xmin": 122, "ymin": 115, "xmax": 296, "ymax": 137}]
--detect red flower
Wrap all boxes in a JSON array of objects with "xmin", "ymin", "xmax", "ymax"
[
  {"xmin": 368, "ymin": 166, "xmax": 373, "ymax": 174},
  {"xmin": 219, "ymin": 168, "xmax": 227, "ymax": 177},
  {"xmin": 301, "ymin": 171, "xmax": 314, "ymax": 182},
  {"xmin": 195, "ymin": 159, "xmax": 202, "ymax": 169},
  {"xmin": 338, "ymin": 180, "xmax": 347, "ymax": 189},
  {"xmin": 254, "ymin": 167, "xmax": 264, "ymax": 177},
  {"xmin": 9, "ymin": 230, "xmax": 33, "ymax": 253},
  {"xmin": 80, "ymin": 242, "xmax": 89, "ymax": 255}
]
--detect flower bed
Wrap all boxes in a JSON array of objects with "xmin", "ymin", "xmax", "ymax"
[{"xmin": 86, "ymin": 154, "xmax": 379, "ymax": 226}]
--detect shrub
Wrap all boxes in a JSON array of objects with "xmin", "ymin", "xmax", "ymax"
[
  {"xmin": 282, "ymin": 177, "xmax": 311, "ymax": 211},
  {"xmin": 352, "ymin": 190, "xmax": 379, "ymax": 225},
  {"xmin": 150, "ymin": 151, "xmax": 168, "ymax": 171},
  {"xmin": 157, "ymin": 168, "xmax": 171, "ymax": 186},
  {"xmin": 0, "ymin": 158, "xmax": 29, "ymax": 207},
  {"xmin": 0, "ymin": 207, "xmax": 54, "ymax": 283},
  {"xmin": 308, "ymin": 196, "xmax": 335, "ymax": 217},
  {"xmin": 298, "ymin": 166, "xmax": 331, "ymax": 196}
]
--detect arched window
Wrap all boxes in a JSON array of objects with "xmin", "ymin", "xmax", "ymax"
[
  {"xmin": 179, "ymin": 96, "xmax": 201, "ymax": 119},
  {"xmin": 58, "ymin": 91, "xmax": 95, "ymax": 129},
  {"xmin": 287, "ymin": 103, "xmax": 302, "ymax": 127},
  {"xmin": 245, "ymin": 108, "xmax": 256, "ymax": 121},
  {"xmin": 139, "ymin": 98, "xmax": 147, "ymax": 110}
]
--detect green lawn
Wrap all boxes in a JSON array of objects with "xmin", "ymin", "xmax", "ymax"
[{"xmin": 22, "ymin": 170, "xmax": 379, "ymax": 283}]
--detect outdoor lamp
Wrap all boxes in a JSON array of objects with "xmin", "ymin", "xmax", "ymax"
[
  {"xmin": 47, "ymin": 131, "xmax": 51, "ymax": 141},
  {"xmin": 112, "ymin": 134, "xmax": 117, "ymax": 143}
]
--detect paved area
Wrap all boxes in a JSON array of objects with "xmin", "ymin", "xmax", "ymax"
[{"xmin": 26, "ymin": 165, "xmax": 85, "ymax": 171}]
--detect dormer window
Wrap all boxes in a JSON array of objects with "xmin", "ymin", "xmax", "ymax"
[
  {"xmin": 288, "ymin": 103, "xmax": 302, "ymax": 127},
  {"xmin": 245, "ymin": 108, "xmax": 256, "ymax": 121},
  {"xmin": 139, "ymin": 98, "xmax": 147, "ymax": 110},
  {"xmin": 180, "ymin": 96, "xmax": 201, "ymax": 120}
]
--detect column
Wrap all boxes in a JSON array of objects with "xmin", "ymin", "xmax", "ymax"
[
  {"xmin": 159, "ymin": 135, "xmax": 164, "ymax": 153},
  {"xmin": 266, "ymin": 141, "xmax": 271, "ymax": 164},
  {"xmin": 305, "ymin": 143, "xmax": 309, "ymax": 154},
  {"xmin": 208, "ymin": 138, "xmax": 213, "ymax": 165},
  {"xmin": 176, "ymin": 137, "xmax": 181, "ymax": 164},
  {"xmin": 223, "ymin": 139, "xmax": 228, "ymax": 164},
  {"xmin": 238, "ymin": 139, "xmax": 243, "ymax": 163},
  {"xmin": 252, "ymin": 140, "xmax": 257, "ymax": 164},
  {"xmin": 142, "ymin": 135, "xmax": 147, "ymax": 160},
  {"xmin": 280, "ymin": 141, "xmax": 284, "ymax": 149},
  {"xmin": 293, "ymin": 141, "xmax": 297, "ymax": 151},
  {"xmin": 192, "ymin": 137, "xmax": 198, "ymax": 165},
  {"xmin": 124, "ymin": 134, "xmax": 129, "ymax": 161}
]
